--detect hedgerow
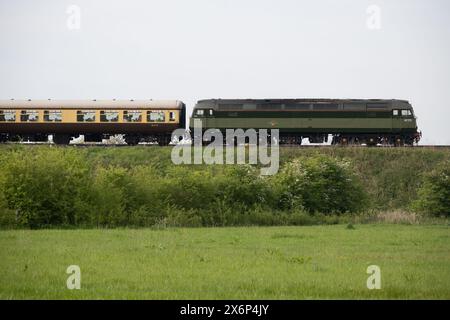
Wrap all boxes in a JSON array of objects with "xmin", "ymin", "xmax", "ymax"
[{"xmin": 0, "ymin": 146, "xmax": 447, "ymax": 228}]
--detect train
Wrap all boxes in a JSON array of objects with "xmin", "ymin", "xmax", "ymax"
[{"xmin": 0, "ymin": 98, "xmax": 421, "ymax": 146}]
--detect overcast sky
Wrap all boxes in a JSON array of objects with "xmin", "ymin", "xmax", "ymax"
[{"xmin": 0, "ymin": 0, "xmax": 449, "ymax": 144}]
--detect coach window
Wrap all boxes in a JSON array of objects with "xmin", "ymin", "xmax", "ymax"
[
  {"xmin": 0, "ymin": 110, "xmax": 16, "ymax": 122},
  {"xmin": 147, "ymin": 111, "xmax": 165, "ymax": 122},
  {"xmin": 77, "ymin": 110, "xmax": 96, "ymax": 122},
  {"xmin": 44, "ymin": 110, "xmax": 62, "ymax": 122},
  {"xmin": 169, "ymin": 111, "xmax": 176, "ymax": 121},
  {"xmin": 100, "ymin": 110, "xmax": 119, "ymax": 122},
  {"xmin": 21, "ymin": 110, "xmax": 39, "ymax": 122},
  {"xmin": 123, "ymin": 110, "xmax": 142, "ymax": 122},
  {"xmin": 393, "ymin": 110, "xmax": 399, "ymax": 116}
]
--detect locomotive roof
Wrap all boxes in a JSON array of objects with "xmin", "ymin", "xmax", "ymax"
[
  {"xmin": 195, "ymin": 99, "xmax": 412, "ymax": 110},
  {"xmin": 0, "ymin": 99, "xmax": 184, "ymax": 109},
  {"xmin": 197, "ymin": 98, "xmax": 410, "ymax": 104}
]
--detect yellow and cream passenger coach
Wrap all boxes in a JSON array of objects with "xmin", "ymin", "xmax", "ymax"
[{"xmin": 0, "ymin": 99, "xmax": 186, "ymax": 145}]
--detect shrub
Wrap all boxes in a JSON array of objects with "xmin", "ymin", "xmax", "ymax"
[
  {"xmin": 1, "ymin": 149, "xmax": 90, "ymax": 228},
  {"xmin": 412, "ymin": 161, "xmax": 450, "ymax": 216},
  {"xmin": 217, "ymin": 165, "xmax": 273, "ymax": 209},
  {"xmin": 0, "ymin": 174, "xmax": 16, "ymax": 228},
  {"xmin": 161, "ymin": 165, "xmax": 271, "ymax": 213},
  {"xmin": 273, "ymin": 155, "xmax": 367, "ymax": 214},
  {"xmin": 91, "ymin": 165, "xmax": 166, "ymax": 227},
  {"xmin": 162, "ymin": 166, "xmax": 217, "ymax": 210},
  {"xmin": 90, "ymin": 166, "xmax": 127, "ymax": 227}
]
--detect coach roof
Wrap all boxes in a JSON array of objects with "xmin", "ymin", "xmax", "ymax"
[{"xmin": 0, "ymin": 99, "xmax": 184, "ymax": 109}]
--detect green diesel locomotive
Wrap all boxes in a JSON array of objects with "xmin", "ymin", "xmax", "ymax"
[{"xmin": 189, "ymin": 98, "xmax": 421, "ymax": 146}]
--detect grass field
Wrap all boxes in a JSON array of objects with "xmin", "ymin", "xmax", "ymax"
[{"xmin": 1, "ymin": 224, "xmax": 449, "ymax": 299}]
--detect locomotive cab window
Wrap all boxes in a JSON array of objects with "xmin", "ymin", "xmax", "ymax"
[
  {"xmin": 123, "ymin": 110, "xmax": 142, "ymax": 122},
  {"xmin": 20, "ymin": 110, "xmax": 39, "ymax": 122},
  {"xmin": 401, "ymin": 110, "xmax": 412, "ymax": 116},
  {"xmin": 44, "ymin": 110, "xmax": 62, "ymax": 122},
  {"xmin": 203, "ymin": 109, "xmax": 213, "ymax": 117},
  {"xmin": 147, "ymin": 111, "xmax": 165, "ymax": 122},
  {"xmin": 0, "ymin": 110, "xmax": 16, "ymax": 122},
  {"xmin": 100, "ymin": 110, "xmax": 119, "ymax": 122},
  {"xmin": 77, "ymin": 110, "xmax": 96, "ymax": 122},
  {"xmin": 196, "ymin": 109, "xmax": 204, "ymax": 116},
  {"xmin": 393, "ymin": 110, "xmax": 399, "ymax": 116}
]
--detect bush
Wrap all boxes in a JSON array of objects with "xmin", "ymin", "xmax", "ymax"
[
  {"xmin": 412, "ymin": 161, "xmax": 450, "ymax": 216},
  {"xmin": 162, "ymin": 166, "xmax": 217, "ymax": 210},
  {"xmin": 0, "ymin": 168, "xmax": 15, "ymax": 228},
  {"xmin": 273, "ymin": 155, "xmax": 367, "ymax": 214},
  {"xmin": 217, "ymin": 165, "xmax": 272, "ymax": 209},
  {"xmin": 1, "ymin": 149, "xmax": 90, "ymax": 228},
  {"xmin": 90, "ymin": 165, "xmax": 166, "ymax": 227},
  {"xmin": 0, "ymin": 177, "xmax": 17, "ymax": 229}
]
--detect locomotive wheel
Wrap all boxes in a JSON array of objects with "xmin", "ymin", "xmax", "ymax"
[
  {"xmin": 394, "ymin": 137, "xmax": 404, "ymax": 147},
  {"xmin": 340, "ymin": 137, "xmax": 348, "ymax": 145},
  {"xmin": 366, "ymin": 137, "xmax": 377, "ymax": 147}
]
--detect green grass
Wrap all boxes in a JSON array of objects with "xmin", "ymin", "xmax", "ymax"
[{"xmin": 1, "ymin": 224, "xmax": 449, "ymax": 299}]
